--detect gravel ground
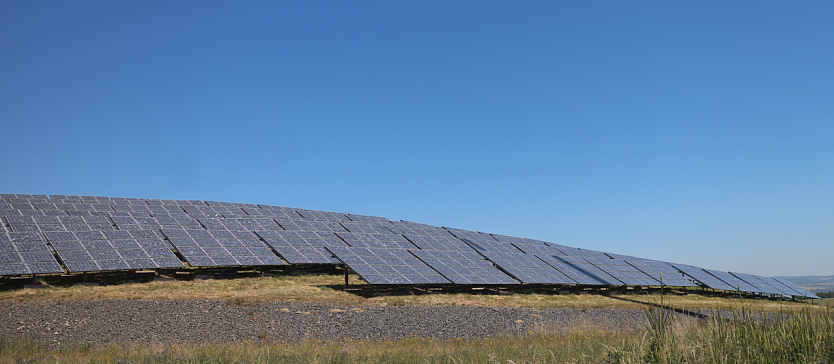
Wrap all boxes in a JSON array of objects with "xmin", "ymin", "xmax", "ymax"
[{"xmin": 0, "ymin": 300, "xmax": 654, "ymax": 348}]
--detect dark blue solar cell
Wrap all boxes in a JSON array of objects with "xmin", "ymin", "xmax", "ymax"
[
  {"xmin": 110, "ymin": 240, "xmax": 140, "ymax": 249},
  {"xmin": 26, "ymin": 261, "xmax": 63, "ymax": 274},
  {"xmin": 154, "ymin": 257, "xmax": 185, "ymax": 268},
  {"xmin": 120, "ymin": 249, "xmax": 149, "ymax": 259},
  {"xmin": 0, "ymin": 252, "xmax": 23, "ymax": 264},
  {"xmin": 12, "ymin": 242, "xmax": 46, "ymax": 252},
  {"xmin": 19, "ymin": 250, "xmax": 54, "ymax": 262},
  {"xmin": 125, "ymin": 258, "xmax": 156, "ymax": 269},
  {"xmin": 59, "ymin": 250, "xmax": 93, "ymax": 261},
  {"xmin": 95, "ymin": 260, "xmax": 129, "ymax": 271},
  {"xmin": 0, "ymin": 263, "xmax": 30, "ymax": 275},
  {"xmin": 63, "ymin": 260, "xmax": 99, "ymax": 273},
  {"xmin": 136, "ymin": 239, "xmax": 169, "ymax": 248}
]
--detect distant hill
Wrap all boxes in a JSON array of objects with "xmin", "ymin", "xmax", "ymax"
[{"xmin": 774, "ymin": 275, "xmax": 834, "ymax": 294}]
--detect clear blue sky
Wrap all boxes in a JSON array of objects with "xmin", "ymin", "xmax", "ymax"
[{"xmin": 2, "ymin": 1, "xmax": 832, "ymax": 277}]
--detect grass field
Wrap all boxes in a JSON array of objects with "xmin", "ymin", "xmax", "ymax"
[{"xmin": 0, "ymin": 274, "xmax": 822, "ymax": 312}]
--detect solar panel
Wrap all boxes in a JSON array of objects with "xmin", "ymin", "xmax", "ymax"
[
  {"xmin": 258, "ymin": 206, "xmax": 304, "ymax": 220},
  {"xmin": 256, "ymin": 230, "xmax": 346, "ymax": 264},
  {"xmin": 47, "ymin": 229, "xmax": 184, "ymax": 272},
  {"xmin": 166, "ymin": 236, "xmax": 283, "ymax": 267},
  {"xmin": 327, "ymin": 246, "xmax": 450, "ymax": 285},
  {"xmin": 390, "ymin": 221, "xmax": 444, "ymax": 235},
  {"xmin": 280, "ymin": 219, "xmax": 347, "ymax": 232},
  {"xmin": 663, "ymin": 263, "xmax": 736, "ymax": 291},
  {"xmin": 549, "ymin": 244, "xmax": 610, "ymax": 259},
  {"xmin": 756, "ymin": 276, "xmax": 804, "ymax": 297},
  {"xmin": 335, "ymin": 232, "xmax": 416, "ymax": 249},
  {"xmin": 411, "ymin": 249, "xmax": 518, "ymax": 285},
  {"xmin": 444, "ymin": 228, "xmax": 521, "ymax": 253},
  {"xmin": 401, "ymin": 233, "xmax": 472, "ymax": 251},
  {"xmin": 616, "ymin": 257, "xmax": 698, "ymax": 287},
  {"xmin": 702, "ymin": 269, "xmax": 760, "ymax": 293},
  {"xmin": 345, "ymin": 214, "xmax": 390, "ymax": 224},
  {"xmin": 341, "ymin": 221, "xmax": 401, "ymax": 234},
  {"xmin": 730, "ymin": 272, "xmax": 786, "ymax": 296},
  {"xmin": 773, "ymin": 278, "xmax": 821, "ymax": 299},
  {"xmin": 479, "ymin": 250, "xmax": 574, "ymax": 284},
  {"xmin": 296, "ymin": 209, "xmax": 348, "ymax": 221},
  {"xmin": 0, "ymin": 231, "xmax": 64, "ymax": 275},
  {"xmin": 582, "ymin": 257, "xmax": 659, "ymax": 286},
  {"xmin": 0, "ymin": 193, "xmax": 805, "ymax": 292},
  {"xmin": 492, "ymin": 235, "xmax": 553, "ymax": 255},
  {"xmin": 536, "ymin": 254, "xmax": 622, "ymax": 285}
]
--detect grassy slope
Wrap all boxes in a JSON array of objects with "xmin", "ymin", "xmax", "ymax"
[{"xmin": 0, "ymin": 274, "xmax": 820, "ymax": 312}]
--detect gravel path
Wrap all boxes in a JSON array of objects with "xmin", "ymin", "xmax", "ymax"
[{"xmin": 0, "ymin": 300, "xmax": 651, "ymax": 348}]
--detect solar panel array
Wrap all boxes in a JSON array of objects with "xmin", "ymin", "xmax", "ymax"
[{"xmin": 0, "ymin": 194, "xmax": 820, "ymax": 299}]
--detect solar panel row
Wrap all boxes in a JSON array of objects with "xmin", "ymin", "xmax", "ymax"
[{"xmin": 0, "ymin": 195, "xmax": 820, "ymax": 299}]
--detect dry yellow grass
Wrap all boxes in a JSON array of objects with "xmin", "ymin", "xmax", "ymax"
[{"xmin": 0, "ymin": 273, "xmax": 820, "ymax": 312}]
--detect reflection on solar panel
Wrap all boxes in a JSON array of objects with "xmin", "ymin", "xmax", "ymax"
[
  {"xmin": 45, "ymin": 229, "xmax": 182, "ymax": 272},
  {"xmin": 401, "ymin": 233, "xmax": 471, "ymax": 251},
  {"xmin": 444, "ymin": 228, "xmax": 520, "ymax": 253},
  {"xmin": 549, "ymin": 244, "xmax": 610, "ymax": 259},
  {"xmin": 537, "ymin": 254, "xmax": 622, "ymax": 285},
  {"xmin": 411, "ymin": 249, "xmax": 517, "ymax": 285},
  {"xmin": 257, "ymin": 205, "xmax": 304, "ymax": 220},
  {"xmin": 164, "ymin": 228, "xmax": 283, "ymax": 267},
  {"xmin": 704, "ymin": 269, "xmax": 760, "ymax": 293},
  {"xmin": 757, "ymin": 276, "xmax": 804, "ymax": 297},
  {"xmin": 346, "ymin": 214, "xmax": 390, "ymax": 224},
  {"xmin": 391, "ymin": 221, "xmax": 471, "ymax": 251},
  {"xmin": 390, "ymin": 220, "xmax": 444, "ymax": 235},
  {"xmin": 279, "ymin": 219, "xmax": 345, "ymax": 232},
  {"xmin": 255, "ymin": 230, "xmax": 346, "ymax": 264},
  {"xmin": 583, "ymin": 257, "xmax": 658, "ymax": 286},
  {"xmin": 341, "ymin": 221, "xmax": 401, "ymax": 235},
  {"xmin": 336, "ymin": 232, "xmax": 416, "ymax": 249},
  {"xmin": 326, "ymin": 247, "xmax": 449, "ymax": 285},
  {"xmin": 0, "ymin": 231, "xmax": 64, "ymax": 275},
  {"xmin": 614, "ymin": 256, "xmax": 697, "ymax": 287},
  {"xmin": 479, "ymin": 250, "xmax": 574, "ymax": 284},
  {"xmin": 730, "ymin": 272, "xmax": 786, "ymax": 296},
  {"xmin": 774, "ymin": 278, "xmax": 821, "ymax": 299},
  {"xmin": 505, "ymin": 239, "xmax": 563, "ymax": 256},
  {"xmin": 669, "ymin": 264, "xmax": 738, "ymax": 291},
  {"xmin": 296, "ymin": 209, "xmax": 348, "ymax": 221}
]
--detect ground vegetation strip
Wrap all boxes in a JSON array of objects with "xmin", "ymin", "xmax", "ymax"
[{"xmin": 0, "ymin": 274, "xmax": 816, "ymax": 311}]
